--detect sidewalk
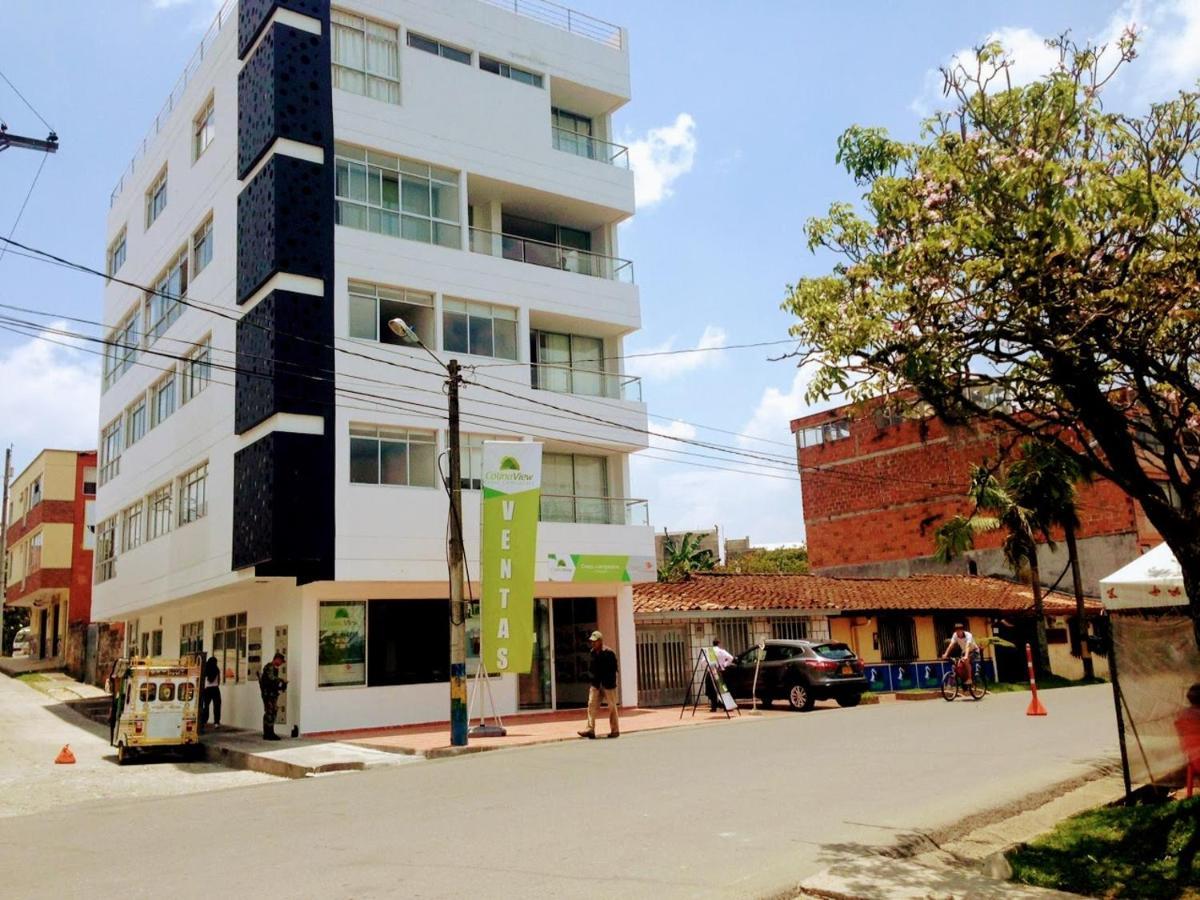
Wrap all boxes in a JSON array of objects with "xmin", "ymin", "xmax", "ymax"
[{"xmin": 202, "ymin": 727, "xmax": 423, "ymax": 778}]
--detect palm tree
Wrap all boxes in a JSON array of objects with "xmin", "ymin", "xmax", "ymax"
[
  {"xmin": 1008, "ymin": 441, "xmax": 1095, "ymax": 679},
  {"xmin": 934, "ymin": 466, "xmax": 1053, "ymax": 674},
  {"xmin": 658, "ymin": 531, "xmax": 716, "ymax": 583}
]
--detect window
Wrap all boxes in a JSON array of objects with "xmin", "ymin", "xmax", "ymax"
[
  {"xmin": 107, "ymin": 229, "xmax": 127, "ymax": 277},
  {"xmin": 146, "ymin": 484, "xmax": 172, "ymax": 540},
  {"xmin": 873, "ymin": 406, "xmax": 906, "ymax": 430},
  {"xmin": 771, "ymin": 617, "xmax": 831, "ymax": 642},
  {"xmin": 180, "ymin": 620, "xmax": 204, "ymax": 658},
  {"xmin": 368, "ymin": 600, "xmax": 448, "ymax": 685},
  {"xmin": 99, "ymin": 417, "xmax": 122, "ymax": 484},
  {"xmin": 878, "ymin": 617, "xmax": 919, "ymax": 662},
  {"xmin": 178, "ymin": 463, "xmax": 208, "ymax": 526},
  {"xmin": 151, "ymin": 371, "xmax": 176, "ymax": 427},
  {"xmin": 150, "ymin": 629, "xmax": 163, "ymax": 657},
  {"xmin": 178, "ymin": 682, "xmax": 195, "ymax": 702},
  {"xmin": 460, "ymin": 434, "xmax": 507, "ymax": 490},
  {"xmin": 335, "ymin": 144, "xmax": 461, "ymax": 248},
  {"xmin": 479, "ymin": 55, "xmax": 542, "ymax": 88},
  {"xmin": 102, "ymin": 310, "xmax": 140, "ymax": 390},
  {"xmin": 158, "ymin": 681, "xmax": 175, "ymax": 702},
  {"xmin": 796, "ymin": 419, "xmax": 851, "ymax": 449},
  {"xmin": 145, "ymin": 166, "xmax": 168, "ymax": 228},
  {"xmin": 29, "ymin": 477, "xmax": 42, "ymax": 508},
  {"xmin": 407, "ymin": 32, "xmax": 471, "ymax": 64},
  {"xmin": 126, "ymin": 620, "xmax": 139, "ymax": 657},
  {"xmin": 83, "ymin": 500, "xmax": 95, "ymax": 550},
  {"xmin": 192, "ymin": 95, "xmax": 215, "ymax": 160},
  {"xmin": 532, "ymin": 331, "xmax": 606, "ymax": 396},
  {"xmin": 146, "ymin": 248, "xmax": 187, "ymax": 342},
  {"xmin": 192, "ymin": 217, "xmax": 213, "ymax": 276},
  {"xmin": 126, "ymin": 396, "xmax": 148, "ymax": 446},
  {"xmin": 121, "ymin": 500, "xmax": 144, "ymax": 551},
  {"xmin": 551, "ymin": 107, "xmax": 595, "ymax": 159},
  {"xmin": 95, "ymin": 516, "xmax": 117, "ymax": 583},
  {"xmin": 347, "ymin": 281, "xmax": 434, "ymax": 346},
  {"xmin": 139, "ymin": 682, "xmax": 156, "ymax": 701},
  {"xmin": 540, "ymin": 453, "xmax": 611, "ymax": 524},
  {"xmin": 181, "ymin": 338, "xmax": 212, "ymax": 403},
  {"xmin": 331, "ymin": 11, "xmax": 400, "ymax": 103},
  {"xmin": 349, "ymin": 425, "xmax": 437, "ymax": 487},
  {"xmin": 212, "ymin": 612, "xmax": 247, "ymax": 684},
  {"xmin": 27, "ymin": 532, "xmax": 43, "ymax": 573},
  {"xmin": 140, "ymin": 632, "xmax": 150, "ymax": 657},
  {"xmin": 82, "ymin": 467, "xmax": 97, "ymax": 496},
  {"xmin": 442, "ymin": 299, "xmax": 517, "ymax": 360},
  {"xmin": 713, "ymin": 619, "xmax": 753, "ymax": 656}
]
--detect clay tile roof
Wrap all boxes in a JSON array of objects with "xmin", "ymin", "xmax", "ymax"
[{"xmin": 632, "ymin": 573, "xmax": 1102, "ymax": 616}]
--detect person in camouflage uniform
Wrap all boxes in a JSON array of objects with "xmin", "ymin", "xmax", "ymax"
[{"xmin": 259, "ymin": 652, "xmax": 287, "ymax": 740}]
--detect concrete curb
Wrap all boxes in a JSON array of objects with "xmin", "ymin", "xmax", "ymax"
[{"xmin": 200, "ymin": 743, "xmax": 365, "ymax": 779}]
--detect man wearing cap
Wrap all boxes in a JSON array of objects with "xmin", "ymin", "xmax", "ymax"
[
  {"xmin": 578, "ymin": 630, "xmax": 620, "ymax": 739},
  {"xmin": 259, "ymin": 651, "xmax": 287, "ymax": 741}
]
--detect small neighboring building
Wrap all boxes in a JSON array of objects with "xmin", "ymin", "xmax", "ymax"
[
  {"xmin": 790, "ymin": 400, "xmax": 1162, "ymax": 596},
  {"xmin": 3, "ymin": 450, "xmax": 118, "ymax": 680},
  {"xmin": 632, "ymin": 572, "xmax": 1105, "ymax": 706},
  {"xmin": 654, "ymin": 527, "xmax": 721, "ymax": 569}
]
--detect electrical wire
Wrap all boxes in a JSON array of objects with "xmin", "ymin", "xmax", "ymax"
[
  {"xmin": 0, "ymin": 67, "xmax": 55, "ymax": 132},
  {"xmin": 0, "ymin": 153, "xmax": 48, "ymax": 265}
]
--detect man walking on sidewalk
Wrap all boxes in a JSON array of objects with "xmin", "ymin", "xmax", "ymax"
[
  {"xmin": 578, "ymin": 631, "xmax": 619, "ymax": 739},
  {"xmin": 259, "ymin": 652, "xmax": 287, "ymax": 741}
]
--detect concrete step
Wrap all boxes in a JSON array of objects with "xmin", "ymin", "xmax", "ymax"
[{"xmin": 65, "ymin": 697, "xmax": 112, "ymax": 725}]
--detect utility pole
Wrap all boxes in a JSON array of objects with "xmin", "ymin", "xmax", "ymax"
[
  {"xmin": 446, "ymin": 359, "xmax": 468, "ymax": 747},
  {"xmin": 1, "ymin": 446, "xmax": 12, "ymax": 654},
  {"xmin": 0, "ymin": 124, "xmax": 58, "ymax": 155}
]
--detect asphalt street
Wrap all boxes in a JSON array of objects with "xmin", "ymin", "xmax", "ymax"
[{"xmin": 0, "ymin": 684, "xmax": 1118, "ymax": 899}]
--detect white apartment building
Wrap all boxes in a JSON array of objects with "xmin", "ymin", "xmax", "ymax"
[{"xmin": 93, "ymin": 0, "xmax": 652, "ymax": 733}]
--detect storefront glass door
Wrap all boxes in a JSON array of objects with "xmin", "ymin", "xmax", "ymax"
[
  {"xmin": 552, "ymin": 597, "xmax": 597, "ymax": 708},
  {"xmin": 517, "ymin": 599, "xmax": 552, "ymax": 710}
]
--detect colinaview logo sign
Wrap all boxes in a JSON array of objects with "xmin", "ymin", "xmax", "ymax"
[{"xmin": 480, "ymin": 441, "xmax": 542, "ymax": 674}]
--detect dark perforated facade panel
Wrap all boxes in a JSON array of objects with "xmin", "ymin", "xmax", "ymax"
[{"xmin": 239, "ymin": 0, "xmax": 326, "ymax": 59}]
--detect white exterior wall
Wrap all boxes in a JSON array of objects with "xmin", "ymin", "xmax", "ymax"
[{"xmin": 96, "ymin": 0, "xmax": 651, "ymax": 734}]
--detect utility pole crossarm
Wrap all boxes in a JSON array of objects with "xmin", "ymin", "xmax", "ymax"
[{"xmin": 0, "ymin": 127, "xmax": 59, "ymax": 154}]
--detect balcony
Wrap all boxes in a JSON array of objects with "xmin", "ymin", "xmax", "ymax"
[
  {"xmin": 539, "ymin": 495, "xmax": 649, "ymax": 526},
  {"xmin": 477, "ymin": 0, "xmax": 624, "ymax": 49},
  {"xmin": 469, "ymin": 227, "xmax": 633, "ymax": 283},
  {"xmin": 531, "ymin": 362, "xmax": 641, "ymax": 402},
  {"xmin": 552, "ymin": 128, "xmax": 629, "ymax": 168}
]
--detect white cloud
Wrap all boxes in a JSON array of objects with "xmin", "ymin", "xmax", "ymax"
[
  {"xmin": 627, "ymin": 325, "xmax": 727, "ymax": 381},
  {"xmin": 912, "ymin": 26, "xmax": 1061, "ymax": 115},
  {"xmin": 647, "ymin": 419, "xmax": 697, "ymax": 451},
  {"xmin": 625, "ymin": 113, "xmax": 697, "ymax": 209},
  {"xmin": 0, "ymin": 329, "xmax": 99, "ymax": 470}
]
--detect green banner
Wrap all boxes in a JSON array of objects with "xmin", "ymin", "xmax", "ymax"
[
  {"xmin": 480, "ymin": 442, "xmax": 542, "ymax": 674},
  {"xmin": 545, "ymin": 552, "xmax": 657, "ymax": 583}
]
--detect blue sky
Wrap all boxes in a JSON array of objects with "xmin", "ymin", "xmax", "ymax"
[{"xmin": 1, "ymin": 0, "xmax": 1197, "ymax": 546}]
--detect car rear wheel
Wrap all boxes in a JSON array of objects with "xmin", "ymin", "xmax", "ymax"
[
  {"xmin": 787, "ymin": 682, "xmax": 816, "ymax": 711},
  {"xmin": 836, "ymin": 693, "xmax": 862, "ymax": 708}
]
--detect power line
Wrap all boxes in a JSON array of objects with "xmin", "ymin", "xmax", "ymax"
[
  {"xmin": 469, "ymin": 337, "xmax": 799, "ymax": 369},
  {"xmin": 0, "ymin": 153, "xmax": 48, "ymax": 265},
  {"xmin": 0, "ymin": 68, "xmax": 55, "ymax": 132}
]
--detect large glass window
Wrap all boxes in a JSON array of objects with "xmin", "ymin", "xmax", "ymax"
[
  {"xmin": 551, "ymin": 107, "xmax": 595, "ymax": 159},
  {"xmin": 407, "ymin": 32, "xmax": 471, "ymax": 64},
  {"xmin": 367, "ymin": 600, "xmax": 447, "ymax": 685},
  {"xmin": 331, "ymin": 11, "xmax": 400, "ymax": 104},
  {"xmin": 103, "ymin": 310, "xmax": 140, "ymax": 391},
  {"xmin": 334, "ymin": 144, "xmax": 460, "ymax": 248},
  {"xmin": 212, "ymin": 613, "xmax": 247, "ymax": 684},
  {"xmin": 146, "ymin": 248, "xmax": 187, "ymax": 342},
  {"xmin": 99, "ymin": 417, "xmax": 122, "ymax": 485},
  {"xmin": 540, "ymin": 453, "xmax": 611, "ymax": 524},
  {"xmin": 460, "ymin": 434, "xmax": 509, "ymax": 490},
  {"xmin": 180, "ymin": 620, "xmax": 204, "ymax": 658},
  {"xmin": 442, "ymin": 299, "xmax": 517, "ymax": 360},
  {"xmin": 121, "ymin": 500, "xmax": 144, "ymax": 552},
  {"xmin": 178, "ymin": 463, "xmax": 208, "ymax": 526},
  {"xmin": 347, "ymin": 281, "xmax": 435, "ymax": 346},
  {"xmin": 796, "ymin": 419, "xmax": 851, "ymax": 449},
  {"xmin": 531, "ymin": 331, "xmax": 605, "ymax": 396},
  {"xmin": 479, "ymin": 55, "xmax": 542, "ymax": 88},
  {"xmin": 349, "ymin": 426, "xmax": 437, "ymax": 487},
  {"xmin": 125, "ymin": 396, "xmax": 148, "ymax": 447},
  {"xmin": 145, "ymin": 167, "xmax": 168, "ymax": 228},
  {"xmin": 95, "ymin": 517, "xmax": 117, "ymax": 583},
  {"xmin": 147, "ymin": 484, "xmax": 172, "ymax": 541},
  {"xmin": 181, "ymin": 339, "xmax": 212, "ymax": 403},
  {"xmin": 151, "ymin": 371, "xmax": 176, "ymax": 428}
]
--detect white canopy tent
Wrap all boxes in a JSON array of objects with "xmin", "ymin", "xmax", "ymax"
[{"xmin": 1100, "ymin": 542, "xmax": 1186, "ymax": 611}]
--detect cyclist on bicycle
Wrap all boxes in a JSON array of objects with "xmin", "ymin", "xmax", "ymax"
[{"xmin": 942, "ymin": 623, "xmax": 978, "ymax": 686}]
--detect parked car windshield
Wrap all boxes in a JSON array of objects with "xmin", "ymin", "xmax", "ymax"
[{"xmin": 811, "ymin": 643, "xmax": 855, "ymax": 660}]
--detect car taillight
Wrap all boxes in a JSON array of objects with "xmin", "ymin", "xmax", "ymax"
[{"xmin": 805, "ymin": 659, "xmax": 838, "ymax": 672}]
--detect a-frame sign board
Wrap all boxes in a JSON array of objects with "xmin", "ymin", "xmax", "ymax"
[{"xmin": 680, "ymin": 648, "xmax": 740, "ymax": 719}]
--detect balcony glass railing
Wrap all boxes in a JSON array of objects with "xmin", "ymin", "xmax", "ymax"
[
  {"xmin": 552, "ymin": 128, "xmax": 630, "ymax": 168},
  {"xmin": 469, "ymin": 227, "xmax": 634, "ymax": 283},
  {"xmin": 531, "ymin": 363, "xmax": 641, "ymax": 401},
  {"xmin": 539, "ymin": 495, "xmax": 649, "ymax": 526}
]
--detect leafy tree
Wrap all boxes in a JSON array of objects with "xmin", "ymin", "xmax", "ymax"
[
  {"xmin": 658, "ymin": 532, "xmax": 716, "ymax": 583},
  {"xmin": 784, "ymin": 34, "xmax": 1200, "ymax": 639},
  {"xmin": 720, "ymin": 546, "xmax": 810, "ymax": 574},
  {"xmin": 935, "ymin": 465, "xmax": 1053, "ymax": 673}
]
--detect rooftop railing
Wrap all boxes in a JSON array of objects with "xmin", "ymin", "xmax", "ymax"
[
  {"xmin": 540, "ymin": 495, "xmax": 649, "ymax": 527},
  {"xmin": 552, "ymin": 128, "xmax": 629, "ymax": 168},
  {"xmin": 469, "ymin": 227, "xmax": 634, "ymax": 283},
  {"xmin": 531, "ymin": 362, "xmax": 642, "ymax": 402},
  {"xmin": 477, "ymin": 0, "xmax": 623, "ymax": 49},
  {"xmin": 109, "ymin": 0, "xmax": 235, "ymax": 207}
]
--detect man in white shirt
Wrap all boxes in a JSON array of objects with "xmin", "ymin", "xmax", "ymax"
[
  {"xmin": 705, "ymin": 639, "xmax": 735, "ymax": 711},
  {"xmin": 942, "ymin": 623, "xmax": 978, "ymax": 685}
]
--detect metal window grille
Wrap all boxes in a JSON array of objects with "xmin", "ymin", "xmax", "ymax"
[
  {"xmin": 878, "ymin": 617, "xmax": 919, "ymax": 661},
  {"xmin": 771, "ymin": 616, "xmax": 831, "ymax": 642},
  {"xmin": 713, "ymin": 619, "xmax": 753, "ymax": 656},
  {"xmin": 636, "ymin": 627, "xmax": 689, "ymax": 707}
]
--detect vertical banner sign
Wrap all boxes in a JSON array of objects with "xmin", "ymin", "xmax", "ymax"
[{"xmin": 481, "ymin": 441, "xmax": 542, "ymax": 674}]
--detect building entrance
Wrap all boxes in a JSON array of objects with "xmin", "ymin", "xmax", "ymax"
[{"xmin": 515, "ymin": 597, "xmax": 599, "ymax": 710}]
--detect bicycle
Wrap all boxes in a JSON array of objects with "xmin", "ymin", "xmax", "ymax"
[{"xmin": 941, "ymin": 655, "xmax": 986, "ymax": 701}]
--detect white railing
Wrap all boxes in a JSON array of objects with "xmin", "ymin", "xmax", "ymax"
[
  {"xmin": 552, "ymin": 127, "xmax": 629, "ymax": 167},
  {"xmin": 469, "ymin": 227, "xmax": 634, "ymax": 283},
  {"xmin": 531, "ymin": 362, "xmax": 642, "ymax": 401},
  {"xmin": 540, "ymin": 495, "xmax": 649, "ymax": 526},
  {"xmin": 476, "ymin": 0, "xmax": 623, "ymax": 49},
  {"xmin": 109, "ymin": 0, "xmax": 237, "ymax": 207}
]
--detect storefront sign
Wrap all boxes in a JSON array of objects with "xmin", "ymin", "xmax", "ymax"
[
  {"xmin": 480, "ymin": 441, "xmax": 542, "ymax": 674},
  {"xmin": 318, "ymin": 601, "xmax": 366, "ymax": 687},
  {"xmin": 544, "ymin": 552, "xmax": 656, "ymax": 583}
]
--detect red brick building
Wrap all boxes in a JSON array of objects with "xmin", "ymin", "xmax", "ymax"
[{"xmin": 789, "ymin": 402, "xmax": 1160, "ymax": 597}]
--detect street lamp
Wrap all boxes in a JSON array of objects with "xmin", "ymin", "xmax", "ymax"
[{"xmin": 388, "ymin": 317, "xmax": 468, "ymax": 747}]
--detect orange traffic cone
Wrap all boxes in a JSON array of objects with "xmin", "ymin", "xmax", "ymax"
[
  {"xmin": 1024, "ymin": 643, "xmax": 1048, "ymax": 717},
  {"xmin": 55, "ymin": 745, "xmax": 76, "ymax": 764}
]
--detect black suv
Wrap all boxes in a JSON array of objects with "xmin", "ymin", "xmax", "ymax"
[{"xmin": 723, "ymin": 639, "xmax": 867, "ymax": 711}]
